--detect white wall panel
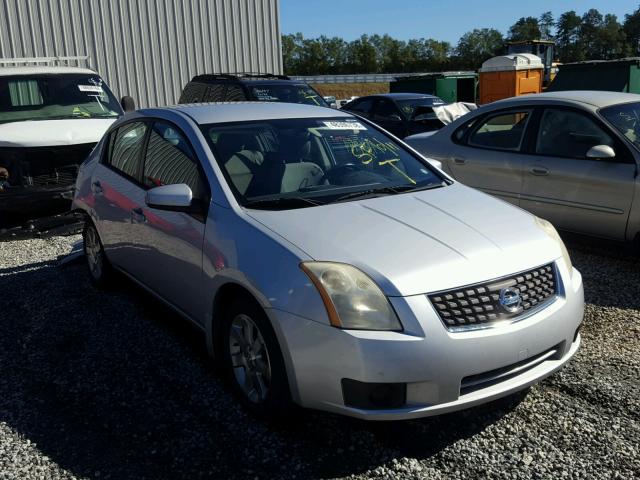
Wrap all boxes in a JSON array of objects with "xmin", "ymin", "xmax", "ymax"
[{"xmin": 0, "ymin": 0, "xmax": 282, "ymax": 107}]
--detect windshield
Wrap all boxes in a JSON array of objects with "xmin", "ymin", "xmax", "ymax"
[
  {"xmin": 0, "ymin": 74, "xmax": 123, "ymax": 124},
  {"xmin": 600, "ymin": 102, "xmax": 640, "ymax": 149},
  {"xmin": 249, "ymin": 84, "xmax": 329, "ymax": 107},
  {"xmin": 397, "ymin": 98, "xmax": 446, "ymax": 120},
  {"xmin": 201, "ymin": 117, "xmax": 445, "ymax": 209}
]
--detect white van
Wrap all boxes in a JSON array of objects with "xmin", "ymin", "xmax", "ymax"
[{"xmin": 0, "ymin": 64, "xmax": 126, "ymax": 228}]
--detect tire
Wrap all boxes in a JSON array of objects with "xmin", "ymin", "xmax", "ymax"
[
  {"xmin": 221, "ymin": 296, "xmax": 292, "ymax": 419},
  {"xmin": 83, "ymin": 220, "xmax": 113, "ymax": 288}
]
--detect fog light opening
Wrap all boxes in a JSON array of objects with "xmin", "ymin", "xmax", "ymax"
[{"xmin": 341, "ymin": 379, "xmax": 407, "ymax": 410}]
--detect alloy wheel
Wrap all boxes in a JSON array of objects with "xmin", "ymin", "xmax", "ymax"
[
  {"xmin": 84, "ymin": 226, "xmax": 103, "ymax": 280},
  {"xmin": 228, "ymin": 313, "xmax": 272, "ymax": 403}
]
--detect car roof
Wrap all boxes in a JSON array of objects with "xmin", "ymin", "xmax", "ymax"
[
  {"xmin": 0, "ymin": 66, "xmax": 98, "ymax": 76},
  {"xmin": 490, "ymin": 90, "xmax": 640, "ymax": 108},
  {"xmin": 190, "ymin": 74, "xmax": 307, "ymax": 86},
  {"xmin": 147, "ymin": 102, "xmax": 351, "ymax": 124}
]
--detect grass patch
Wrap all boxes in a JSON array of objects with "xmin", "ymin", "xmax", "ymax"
[{"xmin": 311, "ymin": 82, "xmax": 389, "ymax": 100}]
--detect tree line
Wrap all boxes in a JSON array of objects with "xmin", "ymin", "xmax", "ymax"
[{"xmin": 282, "ymin": 6, "xmax": 640, "ymax": 75}]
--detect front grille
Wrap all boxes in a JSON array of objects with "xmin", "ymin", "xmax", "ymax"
[
  {"xmin": 24, "ymin": 165, "xmax": 78, "ymax": 186},
  {"xmin": 429, "ymin": 263, "xmax": 557, "ymax": 331},
  {"xmin": 0, "ymin": 143, "xmax": 93, "ymax": 188}
]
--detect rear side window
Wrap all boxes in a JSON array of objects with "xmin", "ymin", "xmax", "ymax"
[
  {"xmin": 225, "ymin": 84, "xmax": 246, "ymax": 101},
  {"xmin": 108, "ymin": 122, "xmax": 148, "ymax": 179},
  {"xmin": 468, "ymin": 111, "xmax": 531, "ymax": 151},
  {"xmin": 179, "ymin": 82, "xmax": 207, "ymax": 103},
  {"xmin": 143, "ymin": 121, "xmax": 205, "ymax": 198}
]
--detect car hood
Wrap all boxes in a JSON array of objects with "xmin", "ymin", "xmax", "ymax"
[
  {"xmin": 247, "ymin": 184, "xmax": 563, "ymax": 297},
  {"xmin": 0, "ymin": 119, "xmax": 116, "ymax": 147}
]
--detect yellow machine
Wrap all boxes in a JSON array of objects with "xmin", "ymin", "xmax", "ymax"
[{"xmin": 506, "ymin": 40, "xmax": 556, "ymax": 86}]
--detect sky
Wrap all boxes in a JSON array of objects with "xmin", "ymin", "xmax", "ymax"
[{"xmin": 280, "ymin": 0, "xmax": 636, "ymax": 44}]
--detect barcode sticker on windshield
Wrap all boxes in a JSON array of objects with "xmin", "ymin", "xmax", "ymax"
[
  {"xmin": 78, "ymin": 85, "xmax": 103, "ymax": 93},
  {"xmin": 322, "ymin": 121, "xmax": 367, "ymax": 130}
]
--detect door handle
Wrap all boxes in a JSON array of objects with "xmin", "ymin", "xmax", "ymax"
[
  {"xmin": 130, "ymin": 207, "xmax": 146, "ymax": 224},
  {"xmin": 453, "ymin": 157, "xmax": 467, "ymax": 165},
  {"xmin": 91, "ymin": 180, "xmax": 103, "ymax": 195},
  {"xmin": 530, "ymin": 167, "xmax": 549, "ymax": 176}
]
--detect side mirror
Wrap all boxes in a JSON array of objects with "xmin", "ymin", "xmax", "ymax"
[
  {"xmin": 389, "ymin": 113, "xmax": 403, "ymax": 122},
  {"xmin": 145, "ymin": 184, "xmax": 193, "ymax": 211},
  {"xmin": 120, "ymin": 95, "xmax": 136, "ymax": 113},
  {"xmin": 586, "ymin": 145, "xmax": 615, "ymax": 159}
]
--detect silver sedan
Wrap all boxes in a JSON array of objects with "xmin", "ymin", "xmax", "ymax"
[
  {"xmin": 72, "ymin": 102, "xmax": 583, "ymax": 420},
  {"xmin": 405, "ymin": 91, "xmax": 640, "ymax": 245}
]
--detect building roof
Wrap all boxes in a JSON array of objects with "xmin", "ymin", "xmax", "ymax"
[
  {"xmin": 491, "ymin": 90, "xmax": 640, "ymax": 109},
  {"xmin": 0, "ymin": 66, "xmax": 97, "ymax": 76},
  {"xmin": 147, "ymin": 102, "xmax": 352, "ymax": 124}
]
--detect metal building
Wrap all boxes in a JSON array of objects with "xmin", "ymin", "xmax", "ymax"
[{"xmin": 0, "ymin": 0, "xmax": 282, "ymax": 107}]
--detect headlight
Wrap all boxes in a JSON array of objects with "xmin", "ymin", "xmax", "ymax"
[
  {"xmin": 300, "ymin": 262, "xmax": 402, "ymax": 331},
  {"xmin": 535, "ymin": 217, "xmax": 573, "ymax": 276}
]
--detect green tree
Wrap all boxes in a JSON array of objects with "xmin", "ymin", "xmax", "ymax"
[
  {"xmin": 580, "ymin": 8, "xmax": 604, "ymax": 58},
  {"xmin": 282, "ymin": 33, "xmax": 303, "ymax": 74},
  {"xmin": 508, "ymin": 17, "xmax": 541, "ymax": 41},
  {"xmin": 539, "ymin": 11, "xmax": 555, "ymax": 40},
  {"xmin": 346, "ymin": 35, "xmax": 378, "ymax": 73},
  {"xmin": 455, "ymin": 28, "xmax": 504, "ymax": 69},
  {"xmin": 624, "ymin": 5, "xmax": 640, "ymax": 55},
  {"xmin": 596, "ymin": 14, "xmax": 628, "ymax": 59},
  {"xmin": 556, "ymin": 10, "xmax": 583, "ymax": 62}
]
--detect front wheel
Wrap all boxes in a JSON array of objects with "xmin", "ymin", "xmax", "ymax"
[
  {"xmin": 221, "ymin": 298, "xmax": 291, "ymax": 418},
  {"xmin": 83, "ymin": 221, "xmax": 113, "ymax": 288}
]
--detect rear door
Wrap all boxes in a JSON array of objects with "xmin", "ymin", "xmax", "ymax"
[
  {"xmin": 133, "ymin": 120, "xmax": 210, "ymax": 321},
  {"xmin": 448, "ymin": 108, "xmax": 534, "ymax": 206},
  {"xmin": 520, "ymin": 106, "xmax": 637, "ymax": 240},
  {"xmin": 92, "ymin": 121, "xmax": 149, "ymax": 269}
]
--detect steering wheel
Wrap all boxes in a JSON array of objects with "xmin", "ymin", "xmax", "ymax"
[{"xmin": 324, "ymin": 163, "xmax": 362, "ymax": 184}]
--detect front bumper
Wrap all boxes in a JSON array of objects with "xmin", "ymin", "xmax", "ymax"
[
  {"xmin": 0, "ymin": 185, "xmax": 74, "ymax": 214},
  {"xmin": 270, "ymin": 261, "xmax": 584, "ymax": 420}
]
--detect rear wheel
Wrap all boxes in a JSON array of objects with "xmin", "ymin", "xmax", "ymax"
[
  {"xmin": 221, "ymin": 297, "xmax": 291, "ymax": 418},
  {"xmin": 83, "ymin": 221, "xmax": 113, "ymax": 287}
]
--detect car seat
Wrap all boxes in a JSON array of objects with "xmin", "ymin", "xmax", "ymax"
[{"xmin": 218, "ymin": 132, "xmax": 264, "ymax": 194}]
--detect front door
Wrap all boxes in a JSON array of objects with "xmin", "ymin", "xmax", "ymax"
[
  {"xmin": 133, "ymin": 120, "xmax": 210, "ymax": 323},
  {"xmin": 520, "ymin": 107, "xmax": 637, "ymax": 240}
]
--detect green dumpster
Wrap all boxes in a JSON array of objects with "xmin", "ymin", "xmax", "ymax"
[
  {"xmin": 390, "ymin": 72, "xmax": 478, "ymax": 103},
  {"xmin": 547, "ymin": 58, "xmax": 640, "ymax": 93}
]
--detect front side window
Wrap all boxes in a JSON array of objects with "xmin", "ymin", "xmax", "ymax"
[
  {"xmin": 600, "ymin": 102, "xmax": 640, "ymax": 150},
  {"xmin": 373, "ymin": 100, "xmax": 403, "ymax": 122},
  {"xmin": 468, "ymin": 111, "xmax": 531, "ymax": 151},
  {"xmin": 143, "ymin": 121, "xmax": 205, "ymax": 199},
  {"xmin": 347, "ymin": 99, "xmax": 374, "ymax": 115},
  {"xmin": 108, "ymin": 122, "xmax": 148, "ymax": 179},
  {"xmin": 536, "ymin": 108, "xmax": 614, "ymax": 159},
  {"xmin": 0, "ymin": 74, "xmax": 122, "ymax": 124},
  {"xmin": 249, "ymin": 84, "xmax": 328, "ymax": 107},
  {"xmin": 201, "ymin": 117, "xmax": 445, "ymax": 209}
]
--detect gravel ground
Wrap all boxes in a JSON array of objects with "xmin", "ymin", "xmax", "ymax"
[{"xmin": 0, "ymin": 234, "xmax": 638, "ymax": 480}]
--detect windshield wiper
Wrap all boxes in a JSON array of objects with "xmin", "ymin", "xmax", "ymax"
[
  {"xmin": 330, "ymin": 182, "xmax": 445, "ymax": 203},
  {"xmin": 243, "ymin": 196, "xmax": 325, "ymax": 210}
]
